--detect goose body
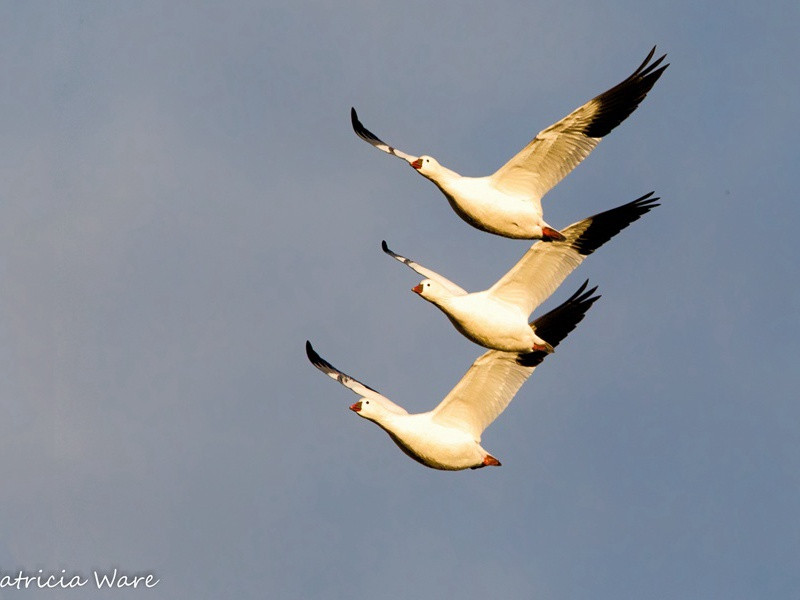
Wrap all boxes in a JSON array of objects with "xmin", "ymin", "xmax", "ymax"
[
  {"xmin": 352, "ymin": 48, "xmax": 668, "ymax": 239},
  {"xmin": 306, "ymin": 283, "xmax": 599, "ymax": 470},
  {"xmin": 385, "ymin": 192, "xmax": 659, "ymax": 352}
]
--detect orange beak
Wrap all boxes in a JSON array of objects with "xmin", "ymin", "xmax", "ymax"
[
  {"xmin": 412, "ymin": 284, "xmax": 423, "ymax": 294},
  {"xmin": 350, "ymin": 401, "xmax": 362, "ymax": 412},
  {"xmin": 411, "ymin": 158, "xmax": 422, "ymax": 170}
]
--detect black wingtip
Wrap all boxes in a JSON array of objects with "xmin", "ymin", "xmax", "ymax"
[
  {"xmin": 306, "ymin": 340, "xmax": 333, "ymax": 373},
  {"xmin": 305, "ymin": 340, "xmax": 319, "ymax": 363},
  {"xmin": 637, "ymin": 46, "xmax": 668, "ymax": 74},
  {"xmin": 305, "ymin": 340, "xmax": 340, "ymax": 377},
  {"xmin": 381, "ymin": 240, "xmax": 401, "ymax": 261},
  {"xmin": 516, "ymin": 281, "xmax": 601, "ymax": 367},
  {"xmin": 583, "ymin": 47, "xmax": 669, "ymax": 139},
  {"xmin": 350, "ymin": 106, "xmax": 365, "ymax": 136},
  {"xmin": 350, "ymin": 106, "xmax": 379, "ymax": 144},
  {"xmin": 570, "ymin": 191, "xmax": 661, "ymax": 257}
]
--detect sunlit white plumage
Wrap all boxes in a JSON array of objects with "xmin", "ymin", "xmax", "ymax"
[
  {"xmin": 306, "ymin": 283, "xmax": 599, "ymax": 470},
  {"xmin": 352, "ymin": 47, "xmax": 667, "ymax": 239},
  {"xmin": 384, "ymin": 193, "xmax": 659, "ymax": 352}
]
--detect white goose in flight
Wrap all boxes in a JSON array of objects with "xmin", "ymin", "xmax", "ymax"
[
  {"xmin": 351, "ymin": 47, "xmax": 667, "ymax": 240},
  {"xmin": 306, "ymin": 282, "xmax": 599, "ymax": 470},
  {"xmin": 383, "ymin": 192, "xmax": 659, "ymax": 353}
]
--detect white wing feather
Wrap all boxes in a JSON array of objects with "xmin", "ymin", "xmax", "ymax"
[
  {"xmin": 486, "ymin": 228, "xmax": 588, "ymax": 316},
  {"xmin": 490, "ymin": 118, "xmax": 600, "ymax": 204},
  {"xmin": 431, "ymin": 350, "xmax": 536, "ymax": 440}
]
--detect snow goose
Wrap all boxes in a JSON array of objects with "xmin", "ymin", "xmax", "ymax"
[
  {"xmin": 351, "ymin": 47, "xmax": 667, "ymax": 240},
  {"xmin": 306, "ymin": 282, "xmax": 599, "ymax": 470},
  {"xmin": 383, "ymin": 192, "xmax": 658, "ymax": 353}
]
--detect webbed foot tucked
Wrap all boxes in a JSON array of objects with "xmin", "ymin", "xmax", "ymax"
[{"xmin": 541, "ymin": 227, "xmax": 566, "ymax": 242}]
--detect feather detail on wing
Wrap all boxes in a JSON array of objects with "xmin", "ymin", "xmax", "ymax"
[
  {"xmin": 430, "ymin": 350, "xmax": 532, "ymax": 440},
  {"xmin": 351, "ymin": 108, "xmax": 419, "ymax": 163},
  {"xmin": 489, "ymin": 48, "xmax": 668, "ymax": 204},
  {"xmin": 516, "ymin": 280, "xmax": 599, "ymax": 367},
  {"xmin": 381, "ymin": 241, "xmax": 467, "ymax": 296},
  {"xmin": 305, "ymin": 341, "xmax": 408, "ymax": 415},
  {"xmin": 487, "ymin": 192, "xmax": 659, "ymax": 315},
  {"xmin": 430, "ymin": 283, "xmax": 600, "ymax": 439}
]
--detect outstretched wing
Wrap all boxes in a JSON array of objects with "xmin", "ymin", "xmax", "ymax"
[
  {"xmin": 351, "ymin": 108, "xmax": 420, "ymax": 163},
  {"xmin": 489, "ymin": 48, "xmax": 668, "ymax": 204},
  {"xmin": 487, "ymin": 192, "xmax": 659, "ymax": 315},
  {"xmin": 381, "ymin": 241, "xmax": 467, "ymax": 296},
  {"xmin": 431, "ymin": 283, "xmax": 600, "ymax": 439},
  {"xmin": 305, "ymin": 341, "xmax": 408, "ymax": 415}
]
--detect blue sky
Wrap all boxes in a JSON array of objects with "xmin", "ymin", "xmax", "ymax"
[{"xmin": 1, "ymin": 2, "xmax": 798, "ymax": 599}]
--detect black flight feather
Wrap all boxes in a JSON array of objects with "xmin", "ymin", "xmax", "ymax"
[
  {"xmin": 584, "ymin": 46, "xmax": 669, "ymax": 139},
  {"xmin": 571, "ymin": 192, "xmax": 660, "ymax": 257},
  {"xmin": 516, "ymin": 281, "xmax": 600, "ymax": 367}
]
